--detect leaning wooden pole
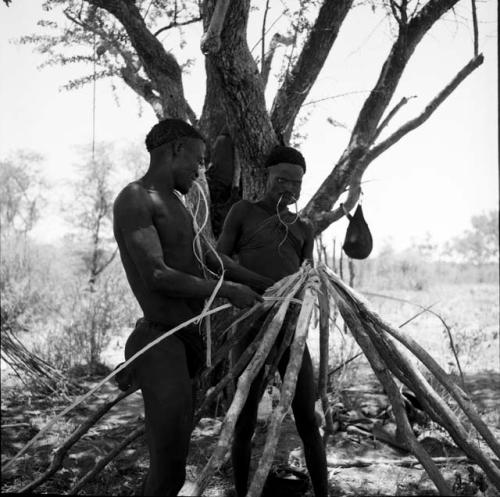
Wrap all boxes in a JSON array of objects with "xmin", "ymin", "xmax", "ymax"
[
  {"xmin": 318, "ymin": 280, "xmax": 336, "ymax": 443},
  {"xmin": 324, "ymin": 265, "xmax": 500, "ymax": 464},
  {"xmin": 247, "ymin": 274, "xmax": 319, "ymax": 497},
  {"xmin": 320, "ymin": 265, "xmax": 500, "ymax": 491},
  {"xmin": 327, "ymin": 282, "xmax": 452, "ymax": 494},
  {"xmin": 187, "ymin": 274, "xmax": 306, "ymax": 496}
]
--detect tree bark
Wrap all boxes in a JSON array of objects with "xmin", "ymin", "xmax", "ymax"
[
  {"xmin": 270, "ymin": 0, "xmax": 354, "ymax": 142},
  {"xmin": 202, "ymin": 0, "xmax": 277, "ymax": 200}
]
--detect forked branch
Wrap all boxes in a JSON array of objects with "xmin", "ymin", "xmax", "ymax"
[{"xmin": 366, "ymin": 55, "xmax": 484, "ymax": 163}]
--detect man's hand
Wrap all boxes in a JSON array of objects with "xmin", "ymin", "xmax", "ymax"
[{"xmin": 223, "ymin": 282, "xmax": 263, "ymax": 308}]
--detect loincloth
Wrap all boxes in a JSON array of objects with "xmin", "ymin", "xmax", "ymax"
[{"xmin": 115, "ymin": 318, "xmax": 204, "ymax": 391}]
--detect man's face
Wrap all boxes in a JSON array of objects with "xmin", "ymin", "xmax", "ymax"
[
  {"xmin": 171, "ymin": 138, "xmax": 205, "ymax": 194},
  {"xmin": 265, "ymin": 163, "xmax": 304, "ymax": 206}
]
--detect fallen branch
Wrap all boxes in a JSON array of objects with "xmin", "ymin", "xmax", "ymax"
[
  {"xmin": 2, "ymin": 303, "xmax": 232, "ymax": 474},
  {"xmin": 327, "ymin": 456, "xmax": 470, "ymax": 468},
  {"xmin": 18, "ymin": 388, "xmax": 134, "ymax": 493},
  {"xmin": 68, "ymin": 424, "xmax": 145, "ymax": 495}
]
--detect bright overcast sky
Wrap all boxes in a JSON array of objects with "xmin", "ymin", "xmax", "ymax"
[{"xmin": 0, "ymin": 0, "xmax": 497, "ymax": 252}]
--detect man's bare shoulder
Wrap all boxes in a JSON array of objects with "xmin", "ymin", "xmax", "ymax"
[
  {"xmin": 113, "ymin": 182, "xmax": 153, "ymax": 224},
  {"xmin": 227, "ymin": 199, "xmax": 254, "ymax": 218}
]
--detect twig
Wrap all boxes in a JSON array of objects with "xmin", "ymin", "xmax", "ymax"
[
  {"xmin": 153, "ymin": 16, "xmax": 202, "ymax": 37},
  {"xmin": 363, "ymin": 291, "xmax": 465, "ymax": 386},
  {"xmin": 471, "ymin": 0, "xmax": 478, "ymax": 56},
  {"xmin": 261, "ymin": 0, "xmax": 270, "ymax": 74},
  {"xmin": 372, "ymin": 96, "xmax": 416, "ymax": 141},
  {"xmin": 327, "ymin": 352, "xmax": 363, "ymax": 379}
]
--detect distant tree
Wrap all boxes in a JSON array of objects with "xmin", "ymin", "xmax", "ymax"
[
  {"xmin": 0, "ymin": 151, "xmax": 45, "ymax": 235},
  {"xmin": 68, "ymin": 143, "xmax": 118, "ymax": 286},
  {"xmin": 65, "ymin": 144, "xmax": 122, "ymax": 365},
  {"xmin": 446, "ymin": 210, "xmax": 499, "ymax": 265}
]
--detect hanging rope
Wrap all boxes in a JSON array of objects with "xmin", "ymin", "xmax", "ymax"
[{"xmin": 91, "ymin": 30, "xmax": 97, "ymax": 162}]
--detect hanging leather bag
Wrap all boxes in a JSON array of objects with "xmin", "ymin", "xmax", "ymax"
[{"xmin": 342, "ymin": 204, "xmax": 373, "ymax": 259}]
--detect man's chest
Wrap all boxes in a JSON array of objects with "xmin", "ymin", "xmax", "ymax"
[
  {"xmin": 151, "ymin": 194, "xmax": 196, "ymax": 251},
  {"xmin": 241, "ymin": 208, "xmax": 305, "ymax": 243}
]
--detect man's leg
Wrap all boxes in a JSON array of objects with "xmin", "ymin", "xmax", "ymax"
[
  {"xmin": 127, "ymin": 330, "xmax": 193, "ymax": 497},
  {"xmin": 279, "ymin": 346, "xmax": 329, "ymax": 497},
  {"xmin": 231, "ymin": 366, "xmax": 266, "ymax": 497}
]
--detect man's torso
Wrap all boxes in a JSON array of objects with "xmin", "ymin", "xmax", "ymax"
[
  {"xmin": 114, "ymin": 182, "xmax": 205, "ymax": 328},
  {"xmin": 235, "ymin": 200, "xmax": 307, "ymax": 282}
]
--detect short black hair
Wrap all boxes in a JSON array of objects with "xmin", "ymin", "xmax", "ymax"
[
  {"xmin": 145, "ymin": 118, "xmax": 205, "ymax": 152},
  {"xmin": 264, "ymin": 145, "xmax": 306, "ymax": 172}
]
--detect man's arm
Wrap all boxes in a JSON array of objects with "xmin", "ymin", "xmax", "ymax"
[
  {"xmin": 212, "ymin": 201, "xmax": 274, "ymax": 292},
  {"xmin": 301, "ymin": 218, "xmax": 315, "ymax": 264},
  {"xmin": 215, "ymin": 200, "xmax": 246, "ymax": 256},
  {"xmin": 114, "ymin": 185, "xmax": 260, "ymax": 306},
  {"xmin": 205, "ymin": 250, "xmax": 274, "ymax": 293}
]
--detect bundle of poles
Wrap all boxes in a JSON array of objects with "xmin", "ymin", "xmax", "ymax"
[{"xmin": 3, "ymin": 263, "xmax": 500, "ymax": 496}]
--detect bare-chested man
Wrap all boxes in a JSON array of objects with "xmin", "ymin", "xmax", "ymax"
[
  {"xmin": 217, "ymin": 145, "xmax": 329, "ymax": 497},
  {"xmin": 113, "ymin": 119, "xmax": 272, "ymax": 496}
]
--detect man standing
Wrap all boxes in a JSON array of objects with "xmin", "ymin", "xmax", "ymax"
[
  {"xmin": 113, "ymin": 119, "xmax": 269, "ymax": 496},
  {"xmin": 217, "ymin": 145, "xmax": 329, "ymax": 497}
]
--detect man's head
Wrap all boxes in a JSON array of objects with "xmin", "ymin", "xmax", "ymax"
[
  {"xmin": 145, "ymin": 119, "xmax": 205, "ymax": 194},
  {"xmin": 264, "ymin": 145, "xmax": 306, "ymax": 206}
]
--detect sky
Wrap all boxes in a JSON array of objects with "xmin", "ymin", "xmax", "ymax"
[{"xmin": 0, "ymin": 0, "xmax": 498, "ymax": 254}]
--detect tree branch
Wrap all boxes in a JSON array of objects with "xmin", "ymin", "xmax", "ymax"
[
  {"xmin": 349, "ymin": 0, "xmax": 462, "ymax": 147},
  {"xmin": 153, "ymin": 16, "xmax": 202, "ymax": 37},
  {"xmin": 270, "ymin": 0, "xmax": 353, "ymax": 142},
  {"xmin": 470, "ymin": 0, "xmax": 478, "ymax": 56},
  {"xmin": 200, "ymin": 0, "xmax": 231, "ymax": 54},
  {"xmin": 310, "ymin": 54, "xmax": 483, "ymax": 234},
  {"xmin": 261, "ymin": 33, "xmax": 294, "ymax": 89},
  {"xmin": 366, "ymin": 54, "xmax": 484, "ymax": 163},
  {"xmin": 84, "ymin": 0, "xmax": 186, "ymax": 118},
  {"xmin": 260, "ymin": 0, "xmax": 270, "ymax": 74},
  {"xmin": 372, "ymin": 95, "xmax": 416, "ymax": 141},
  {"xmin": 120, "ymin": 64, "xmax": 164, "ymax": 118},
  {"xmin": 303, "ymin": 0, "xmax": 463, "ymax": 230}
]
